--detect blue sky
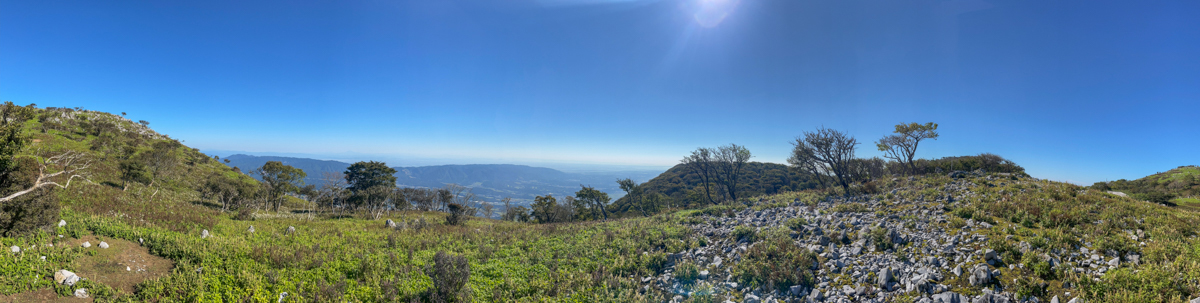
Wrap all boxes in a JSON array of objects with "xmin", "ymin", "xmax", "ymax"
[{"xmin": 2, "ymin": 0, "xmax": 1198, "ymax": 184}]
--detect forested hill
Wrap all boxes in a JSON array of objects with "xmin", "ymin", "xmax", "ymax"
[
  {"xmin": 609, "ymin": 161, "xmax": 821, "ymax": 215},
  {"xmin": 221, "ymin": 154, "xmax": 661, "ymax": 205}
]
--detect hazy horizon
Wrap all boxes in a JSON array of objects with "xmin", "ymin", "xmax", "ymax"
[{"xmin": 4, "ymin": 0, "xmax": 1198, "ymax": 185}]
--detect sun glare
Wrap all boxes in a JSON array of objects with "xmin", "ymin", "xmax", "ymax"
[{"xmin": 692, "ymin": 0, "xmax": 740, "ymax": 28}]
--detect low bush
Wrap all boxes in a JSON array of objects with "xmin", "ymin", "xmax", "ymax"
[
  {"xmin": 735, "ymin": 235, "xmax": 818, "ymax": 292},
  {"xmin": 732, "ymin": 225, "xmax": 758, "ymax": 243},
  {"xmin": 675, "ymin": 261, "xmax": 700, "ymax": 284},
  {"xmin": 832, "ymin": 203, "xmax": 869, "ymax": 213}
]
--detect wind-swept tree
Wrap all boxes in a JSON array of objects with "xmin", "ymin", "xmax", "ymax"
[
  {"xmin": 617, "ymin": 178, "xmax": 648, "ymax": 216},
  {"xmin": 876, "ymin": 122, "xmax": 939, "ymax": 175},
  {"xmin": 254, "ymin": 161, "xmax": 306, "ymax": 212},
  {"xmin": 575, "ymin": 185, "xmax": 611, "ymax": 221},
  {"xmin": 531, "ymin": 195, "xmax": 559, "ymax": 223},
  {"xmin": 795, "ymin": 127, "xmax": 858, "ymax": 195},
  {"xmin": 788, "ymin": 139, "xmax": 826, "ymax": 188}
]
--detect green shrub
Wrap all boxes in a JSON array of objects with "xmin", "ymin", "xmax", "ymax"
[
  {"xmin": 785, "ymin": 218, "xmax": 808, "ymax": 231},
  {"xmin": 735, "ymin": 235, "xmax": 818, "ymax": 292},
  {"xmin": 732, "ymin": 226, "xmax": 758, "ymax": 242},
  {"xmin": 675, "ymin": 261, "xmax": 700, "ymax": 284},
  {"xmin": 426, "ymin": 251, "xmax": 471, "ymax": 303},
  {"xmin": 870, "ymin": 227, "xmax": 893, "ymax": 251},
  {"xmin": 948, "ymin": 217, "xmax": 966, "ymax": 229}
]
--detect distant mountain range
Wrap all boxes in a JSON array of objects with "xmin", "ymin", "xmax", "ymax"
[{"xmin": 221, "ymin": 154, "xmax": 663, "ymax": 205}]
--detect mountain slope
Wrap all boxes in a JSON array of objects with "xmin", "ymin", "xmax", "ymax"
[{"xmin": 1096, "ymin": 165, "xmax": 1200, "ymax": 210}]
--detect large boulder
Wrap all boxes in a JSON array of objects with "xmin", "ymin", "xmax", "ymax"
[
  {"xmin": 968, "ymin": 265, "xmax": 991, "ymax": 286},
  {"xmin": 878, "ymin": 267, "xmax": 893, "ymax": 290}
]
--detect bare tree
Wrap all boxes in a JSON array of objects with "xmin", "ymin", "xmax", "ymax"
[
  {"xmin": 713, "ymin": 144, "xmax": 752, "ymax": 202},
  {"xmin": 0, "ymin": 151, "xmax": 91, "ymax": 203},
  {"xmin": 143, "ymin": 140, "xmax": 182, "ymax": 189},
  {"xmin": 435, "ymin": 188, "xmax": 453, "ymax": 212},
  {"xmin": 876, "ymin": 122, "xmax": 939, "ymax": 175},
  {"xmin": 788, "ymin": 138, "xmax": 827, "ymax": 188},
  {"xmin": 315, "ymin": 172, "xmax": 347, "ymax": 215},
  {"xmin": 797, "ymin": 127, "xmax": 859, "ymax": 195},
  {"xmin": 680, "ymin": 148, "xmax": 718, "ymax": 205},
  {"xmin": 479, "ymin": 202, "xmax": 494, "ymax": 219},
  {"xmin": 446, "ymin": 184, "xmax": 476, "ymax": 209}
]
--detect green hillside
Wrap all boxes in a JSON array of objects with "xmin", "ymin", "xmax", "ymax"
[
  {"xmin": 0, "ymin": 104, "xmax": 1197, "ymax": 302},
  {"xmin": 1094, "ymin": 165, "xmax": 1200, "ymax": 211},
  {"xmin": 608, "ymin": 162, "xmax": 821, "ymax": 216}
]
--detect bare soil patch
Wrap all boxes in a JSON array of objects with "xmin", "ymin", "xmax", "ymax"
[{"xmin": 0, "ymin": 235, "xmax": 174, "ymax": 301}]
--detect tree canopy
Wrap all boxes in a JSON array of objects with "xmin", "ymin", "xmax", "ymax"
[{"xmin": 345, "ymin": 161, "xmax": 397, "ymax": 192}]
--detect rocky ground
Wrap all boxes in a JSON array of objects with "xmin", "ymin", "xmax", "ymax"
[{"xmin": 646, "ymin": 172, "xmax": 1134, "ymax": 303}]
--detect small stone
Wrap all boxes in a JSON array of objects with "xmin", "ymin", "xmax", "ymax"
[
  {"xmin": 138, "ymin": 238, "xmax": 144, "ymax": 244},
  {"xmin": 808, "ymin": 289, "xmax": 823, "ymax": 302},
  {"xmin": 1067, "ymin": 297, "xmax": 1081, "ymax": 303},
  {"xmin": 73, "ymin": 288, "xmax": 89, "ymax": 298},
  {"xmin": 126, "ymin": 266, "xmax": 131, "ymax": 271},
  {"xmin": 201, "ymin": 229, "xmax": 211, "ymax": 239},
  {"xmin": 286, "ymin": 226, "xmax": 296, "ymax": 235},
  {"xmin": 743, "ymin": 293, "xmax": 761, "ymax": 303},
  {"xmin": 952, "ymin": 265, "xmax": 963, "ymax": 276},
  {"xmin": 931, "ymin": 291, "xmax": 966, "ymax": 303},
  {"xmin": 247, "ymin": 226, "xmax": 256, "ymax": 233},
  {"xmin": 99, "ymin": 242, "xmax": 109, "ymax": 249},
  {"xmin": 789, "ymin": 285, "xmax": 805, "ymax": 296},
  {"xmin": 1107, "ymin": 257, "xmax": 1119, "ymax": 267},
  {"xmin": 278, "ymin": 292, "xmax": 289, "ymax": 303},
  {"xmin": 9, "ymin": 246, "xmax": 18, "ymax": 253},
  {"xmin": 699, "ymin": 270, "xmax": 709, "ymax": 280},
  {"xmin": 81, "ymin": 242, "xmax": 91, "ymax": 248},
  {"xmin": 40, "ymin": 256, "xmax": 46, "ymax": 261},
  {"xmin": 385, "ymin": 219, "xmax": 397, "ymax": 228},
  {"xmin": 1051, "ymin": 295, "xmax": 1059, "ymax": 303},
  {"xmin": 58, "ymin": 220, "xmax": 67, "ymax": 227}
]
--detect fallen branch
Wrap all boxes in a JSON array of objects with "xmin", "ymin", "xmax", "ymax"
[{"xmin": 0, "ymin": 150, "xmax": 91, "ymax": 203}]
